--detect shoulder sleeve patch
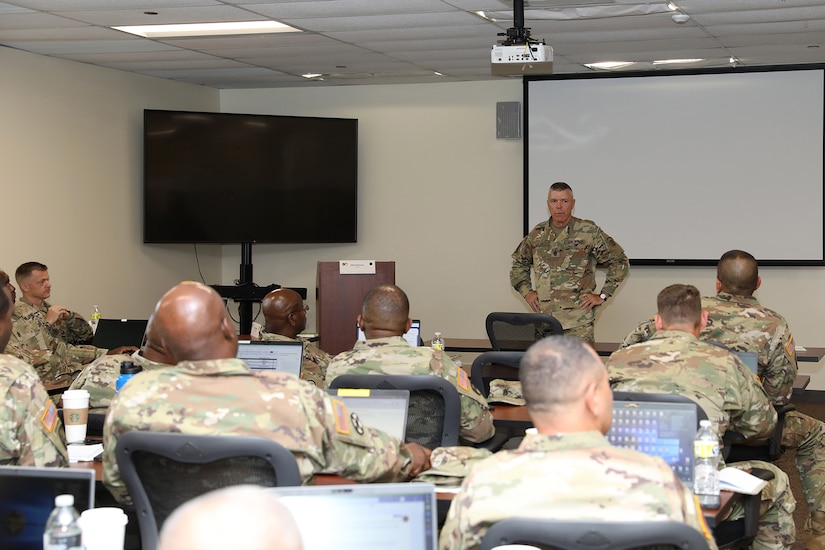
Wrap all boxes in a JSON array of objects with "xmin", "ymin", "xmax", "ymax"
[
  {"xmin": 332, "ymin": 399, "xmax": 350, "ymax": 435},
  {"xmin": 786, "ymin": 335, "xmax": 796, "ymax": 358},
  {"xmin": 41, "ymin": 400, "xmax": 58, "ymax": 433},
  {"xmin": 458, "ymin": 368, "xmax": 470, "ymax": 391}
]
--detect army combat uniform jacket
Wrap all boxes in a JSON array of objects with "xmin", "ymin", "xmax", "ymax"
[
  {"xmin": 102, "ymin": 357, "xmax": 417, "ymax": 506},
  {"xmin": 510, "ymin": 216, "xmax": 628, "ymax": 331},
  {"xmin": 69, "ymin": 351, "xmax": 167, "ymax": 413},
  {"xmin": 260, "ymin": 331, "xmax": 331, "ymax": 387},
  {"xmin": 0, "ymin": 354, "xmax": 68, "ymax": 467},
  {"xmin": 439, "ymin": 431, "xmax": 716, "ymax": 550},
  {"xmin": 326, "ymin": 336, "xmax": 495, "ymax": 444}
]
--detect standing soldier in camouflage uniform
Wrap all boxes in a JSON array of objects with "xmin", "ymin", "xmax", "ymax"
[
  {"xmin": 621, "ymin": 251, "xmax": 825, "ymax": 548},
  {"xmin": 102, "ymin": 281, "xmax": 431, "ymax": 506},
  {"xmin": 510, "ymin": 182, "xmax": 629, "ymax": 343},
  {"xmin": 260, "ymin": 288, "xmax": 330, "ymax": 387},
  {"xmin": 325, "ymin": 284, "xmax": 495, "ymax": 444},
  {"xmin": 439, "ymin": 335, "xmax": 717, "ymax": 550},
  {"xmin": 606, "ymin": 284, "xmax": 796, "ymax": 550},
  {"xmin": 0, "ymin": 275, "xmax": 68, "ymax": 467}
]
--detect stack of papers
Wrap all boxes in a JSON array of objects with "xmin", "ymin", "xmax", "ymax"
[
  {"xmin": 719, "ymin": 467, "xmax": 768, "ymax": 495},
  {"xmin": 67, "ymin": 443, "xmax": 103, "ymax": 463}
]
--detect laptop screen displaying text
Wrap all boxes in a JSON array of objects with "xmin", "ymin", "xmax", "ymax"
[
  {"xmin": 236, "ymin": 341, "xmax": 303, "ymax": 377},
  {"xmin": 357, "ymin": 320, "xmax": 421, "ymax": 347}
]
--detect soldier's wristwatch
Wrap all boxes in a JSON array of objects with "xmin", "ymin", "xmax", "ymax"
[{"xmin": 599, "ymin": 292, "xmax": 608, "ymax": 301}]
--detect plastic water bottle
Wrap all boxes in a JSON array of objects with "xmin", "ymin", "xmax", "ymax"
[
  {"xmin": 116, "ymin": 361, "xmax": 142, "ymax": 392},
  {"xmin": 43, "ymin": 494, "xmax": 83, "ymax": 550},
  {"xmin": 693, "ymin": 419, "xmax": 721, "ymax": 508},
  {"xmin": 89, "ymin": 305, "xmax": 101, "ymax": 333},
  {"xmin": 431, "ymin": 332, "xmax": 445, "ymax": 351}
]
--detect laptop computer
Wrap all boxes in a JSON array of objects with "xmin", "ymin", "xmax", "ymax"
[
  {"xmin": 734, "ymin": 351, "xmax": 759, "ymax": 374},
  {"xmin": 0, "ymin": 466, "xmax": 96, "ymax": 550},
  {"xmin": 607, "ymin": 400, "xmax": 698, "ymax": 485},
  {"xmin": 91, "ymin": 318, "xmax": 148, "ymax": 350},
  {"xmin": 268, "ymin": 483, "xmax": 438, "ymax": 550},
  {"xmin": 236, "ymin": 340, "xmax": 303, "ymax": 377},
  {"xmin": 357, "ymin": 319, "xmax": 421, "ymax": 347},
  {"xmin": 326, "ymin": 388, "xmax": 410, "ymax": 441}
]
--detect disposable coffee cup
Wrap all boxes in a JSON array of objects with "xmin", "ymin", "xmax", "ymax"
[
  {"xmin": 525, "ymin": 427, "xmax": 538, "ymax": 436},
  {"xmin": 80, "ymin": 507, "xmax": 128, "ymax": 550},
  {"xmin": 62, "ymin": 389, "xmax": 90, "ymax": 443}
]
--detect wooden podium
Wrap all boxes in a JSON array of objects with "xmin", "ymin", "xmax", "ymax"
[{"xmin": 316, "ymin": 261, "xmax": 395, "ymax": 355}]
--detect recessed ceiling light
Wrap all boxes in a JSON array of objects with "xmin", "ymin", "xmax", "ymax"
[
  {"xmin": 113, "ymin": 20, "xmax": 300, "ymax": 38},
  {"xmin": 653, "ymin": 58, "xmax": 703, "ymax": 65}
]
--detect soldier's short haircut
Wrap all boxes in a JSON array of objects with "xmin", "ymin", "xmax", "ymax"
[
  {"xmin": 361, "ymin": 284, "xmax": 410, "ymax": 333},
  {"xmin": 0, "ymin": 277, "xmax": 8, "ymax": 317},
  {"xmin": 717, "ymin": 249, "xmax": 759, "ymax": 296},
  {"xmin": 15, "ymin": 261, "xmax": 48, "ymax": 284},
  {"xmin": 549, "ymin": 181, "xmax": 572, "ymax": 193},
  {"xmin": 520, "ymin": 335, "xmax": 604, "ymax": 413},
  {"xmin": 657, "ymin": 284, "xmax": 702, "ymax": 328}
]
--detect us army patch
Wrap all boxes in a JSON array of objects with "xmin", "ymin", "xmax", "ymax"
[
  {"xmin": 332, "ymin": 399, "xmax": 350, "ymax": 435},
  {"xmin": 41, "ymin": 400, "xmax": 58, "ymax": 432},
  {"xmin": 350, "ymin": 412, "xmax": 365, "ymax": 435}
]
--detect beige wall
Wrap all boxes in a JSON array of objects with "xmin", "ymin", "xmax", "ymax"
[
  {"xmin": 4, "ymin": 44, "xmax": 824, "ymax": 389},
  {"xmin": 221, "ymin": 83, "xmax": 825, "ymax": 389},
  {"xmin": 1, "ymin": 46, "xmax": 222, "ymax": 320}
]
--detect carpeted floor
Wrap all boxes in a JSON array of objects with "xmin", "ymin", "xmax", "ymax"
[{"xmin": 775, "ymin": 397, "xmax": 825, "ymax": 549}]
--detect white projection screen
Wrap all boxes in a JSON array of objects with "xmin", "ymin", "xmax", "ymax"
[{"xmin": 525, "ymin": 66, "xmax": 825, "ymax": 266}]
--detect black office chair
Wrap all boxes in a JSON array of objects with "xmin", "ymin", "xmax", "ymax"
[
  {"xmin": 328, "ymin": 374, "xmax": 461, "ymax": 449},
  {"xmin": 116, "ymin": 431, "xmax": 302, "ymax": 550},
  {"xmin": 485, "ymin": 312, "xmax": 564, "ymax": 351},
  {"xmin": 470, "ymin": 351, "xmax": 525, "ymax": 399},
  {"xmin": 479, "ymin": 518, "xmax": 713, "ymax": 549}
]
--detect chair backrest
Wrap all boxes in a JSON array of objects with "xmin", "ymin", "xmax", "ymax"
[
  {"xmin": 485, "ymin": 312, "xmax": 564, "ymax": 351},
  {"xmin": 470, "ymin": 351, "xmax": 525, "ymax": 398},
  {"xmin": 116, "ymin": 431, "xmax": 302, "ymax": 550},
  {"xmin": 480, "ymin": 518, "xmax": 712, "ymax": 550},
  {"xmin": 328, "ymin": 374, "xmax": 461, "ymax": 449}
]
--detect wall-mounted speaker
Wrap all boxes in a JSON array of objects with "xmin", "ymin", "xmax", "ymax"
[{"xmin": 496, "ymin": 101, "xmax": 521, "ymax": 140}]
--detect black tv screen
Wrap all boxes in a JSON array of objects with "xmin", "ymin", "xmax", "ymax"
[{"xmin": 143, "ymin": 109, "xmax": 358, "ymax": 243}]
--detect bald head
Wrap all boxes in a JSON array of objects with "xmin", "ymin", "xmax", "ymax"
[
  {"xmin": 158, "ymin": 485, "xmax": 302, "ymax": 550},
  {"xmin": 261, "ymin": 289, "xmax": 306, "ymax": 338},
  {"xmin": 717, "ymin": 249, "xmax": 759, "ymax": 296},
  {"xmin": 520, "ymin": 335, "xmax": 612, "ymax": 434},
  {"xmin": 359, "ymin": 284, "xmax": 411, "ymax": 339},
  {"xmin": 149, "ymin": 281, "xmax": 237, "ymax": 362}
]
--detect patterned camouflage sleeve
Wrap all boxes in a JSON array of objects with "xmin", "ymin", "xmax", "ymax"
[
  {"xmin": 0, "ymin": 356, "xmax": 68, "ymax": 467},
  {"xmin": 509, "ymin": 234, "xmax": 536, "ymax": 297},
  {"xmin": 591, "ymin": 229, "xmax": 629, "ymax": 296},
  {"xmin": 434, "ymin": 352, "xmax": 495, "ymax": 444},
  {"xmin": 760, "ymin": 320, "xmax": 797, "ymax": 402},
  {"xmin": 53, "ymin": 311, "xmax": 94, "ymax": 345},
  {"xmin": 725, "ymin": 356, "xmax": 778, "ymax": 440},
  {"xmin": 620, "ymin": 317, "xmax": 656, "ymax": 348},
  {"xmin": 69, "ymin": 354, "xmax": 130, "ymax": 411}
]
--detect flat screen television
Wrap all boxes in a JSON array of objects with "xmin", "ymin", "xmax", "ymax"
[{"xmin": 143, "ymin": 109, "xmax": 358, "ymax": 243}]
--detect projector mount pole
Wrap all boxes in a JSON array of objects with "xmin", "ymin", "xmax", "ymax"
[
  {"xmin": 238, "ymin": 241, "xmax": 254, "ymax": 336},
  {"xmin": 501, "ymin": 0, "xmax": 539, "ymax": 46}
]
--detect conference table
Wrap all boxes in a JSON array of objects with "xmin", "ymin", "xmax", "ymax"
[{"xmin": 70, "ymin": 460, "xmax": 735, "ymax": 527}]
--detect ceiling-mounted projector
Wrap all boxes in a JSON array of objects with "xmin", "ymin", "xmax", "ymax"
[{"xmin": 490, "ymin": 0, "xmax": 553, "ymax": 76}]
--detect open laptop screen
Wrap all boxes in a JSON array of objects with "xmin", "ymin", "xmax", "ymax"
[
  {"xmin": 0, "ymin": 466, "xmax": 95, "ymax": 550},
  {"xmin": 607, "ymin": 400, "xmax": 697, "ymax": 485},
  {"xmin": 91, "ymin": 318, "xmax": 148, "ymax": 349},
  {"xmin": 326, "ymin": 388, "xmax": 410, "ymax": 441},
  {"xmin": 357, "ymin": 319, "xmax": 421, "ymax": 347},
  {"xmin": 236, "ymin": 340, "xmax": 303, "ymax": 377},
  {"xmin": 734, "ymin": 351, "xmax": 759, "ymax": 374},
  {"xmin": 269, "ymin": 483, "xmax": 438, "ymax": 550}
]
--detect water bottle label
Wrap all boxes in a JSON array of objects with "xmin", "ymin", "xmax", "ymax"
[
  {"xmin": 694, "ymin": 441, "xmax": 718, "ymax": 458},
  {"xmin": 432, "ymin": 343, "xmax": 444, "ymax": 351}
]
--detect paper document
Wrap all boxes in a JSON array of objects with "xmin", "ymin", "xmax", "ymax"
[
  {"xmin": 68, "ymin": 443, "xmax": 103, "ymax": 463},
  {"xmin": 719, "ymin": 467, "xmax": 768, "ymax": 495}
]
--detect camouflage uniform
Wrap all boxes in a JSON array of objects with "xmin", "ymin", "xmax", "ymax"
[
  {"xmin": 14, "ymin": 298, "xmax": 94, "ymax": 345},
  {"xmin": 325, "ymin": 336, "xmax": 495, "ymax": 443},
  {"xmin": 10, "ymin": 299, "xmax": 103, "ymax": 383},
  {"xmin": 260, "ymin": 331, "xmax": 331, "ymax": 387},
  {"xmin": 510, "ymin": 216, "xmax": 628, "ymax": 342},
  {"xmin": 606, "ymin": 331, "xmax": 796, "ymax": 549},
  {"xmin": 439, "ymin": 431, "xmax": 718, "ymax": 550},
  {"xmin": 621, "ymin": 293, "xmax": 797, "ymax": 402},
  {"xmin": 102, "ymin": 357, "xmax": 417, "ymax": 506},
  {"xmin": 621, "ymin": 295, "xmax": 825, "ymax": 531},
  {"xmin": 69, "ymin": 351, "xmax": 167, "ymax": 413},
  {"xmin": 0, "ymin": 354, "xmax": 68, "ymax": 467}
]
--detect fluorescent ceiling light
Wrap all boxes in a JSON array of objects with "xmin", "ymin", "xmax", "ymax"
[
  {"xmin": 301, "ymin": 73, "xmax": 322, "ymax": 79},
  {"xmin": 653, "ymin": 58, "xmax": 703, "ymax": 65},
  {"xmin": 113, "ymin": 20, "xmax": 299, "ymax": 38},
  {"xmin": 584, "ymin": 61, "xmax": 635, "ymax": 70}
]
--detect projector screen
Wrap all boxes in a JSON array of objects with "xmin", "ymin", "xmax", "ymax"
[{"xmin": 525, "ymin": 66, "xmax": 825, "ymax": 266}]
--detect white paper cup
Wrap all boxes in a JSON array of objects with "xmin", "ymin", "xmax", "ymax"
[
  {"xmin": 525, "ymin": 427, "xmax": 538, "ymax": 435},
  {"xmin": 80, "ymin": 507, "xmax": 128, "ymax": 550},
  {"xmin": 62, "ymin": 389, "xmax": 90, "ymax": 443}
]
